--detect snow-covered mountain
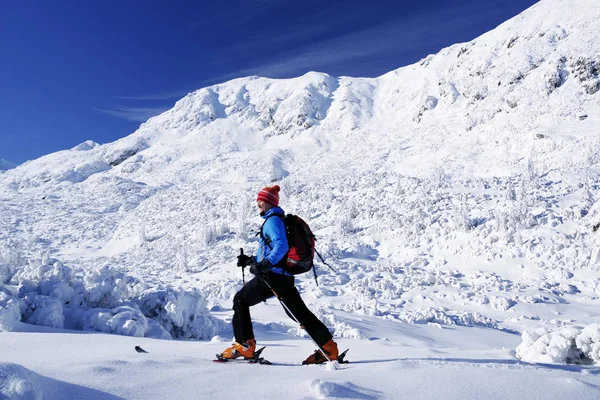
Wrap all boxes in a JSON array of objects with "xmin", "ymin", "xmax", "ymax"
[
  {"xmin": 4, "ymin": 0, "xmax": 600, "ymax": 191},
  {"xmin": 2, "ymin": 1, "xmax": 600, "ymax": 397}
]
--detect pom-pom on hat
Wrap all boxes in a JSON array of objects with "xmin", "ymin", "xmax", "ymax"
[{"xmin": 257, "ymin": 185, "xmax": 280, "ymax": 206}]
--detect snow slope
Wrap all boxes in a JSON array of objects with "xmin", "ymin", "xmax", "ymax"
[{"xmin": 2, "ymin": 0, "xmax": 600, "ymax": 398}]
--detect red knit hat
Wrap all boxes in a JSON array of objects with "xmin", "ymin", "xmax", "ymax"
[{"xmin": 257, "ymin": 185, "xmax": 280, "ymax": 206}]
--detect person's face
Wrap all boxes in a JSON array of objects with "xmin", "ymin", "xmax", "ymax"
[{"xmin": 257, "ymin": 200, "xmax": 271, "ymax": 215}]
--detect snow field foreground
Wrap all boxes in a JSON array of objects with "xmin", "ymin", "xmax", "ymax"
[{"xmin": 1, "ymin": 318, "xmax": 600, "ymax": 400}]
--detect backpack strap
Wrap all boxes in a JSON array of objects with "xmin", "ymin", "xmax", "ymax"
[
  {"xmin": 257, "ymin": 213, "xmax": 288, "ymax": 269},
  {"xmin": 258, "ymin": 213, "xmax": 285, "ymax": 250}
]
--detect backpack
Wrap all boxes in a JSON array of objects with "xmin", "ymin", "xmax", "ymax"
[{"xmin": 260, "ymin": 214, "xmax": 333, "ymax": 284}]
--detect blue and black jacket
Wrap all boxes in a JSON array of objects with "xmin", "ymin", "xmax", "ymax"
[{"xmin": 256, "ymin": 206, "xmax": 291, "ymax": 276}]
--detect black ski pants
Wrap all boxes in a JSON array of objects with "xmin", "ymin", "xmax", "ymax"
[{"xmin": 232, "ymin": 272, "xmax": 332, "ymax": 347}]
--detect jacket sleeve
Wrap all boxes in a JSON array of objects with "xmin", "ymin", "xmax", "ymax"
[{"xmin": 261, "ymin": 216, "xmax": 289, "ymax": 266}]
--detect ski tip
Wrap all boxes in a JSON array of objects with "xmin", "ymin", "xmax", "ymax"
[
  {"xmin": 254, "ymin": 346, "xmax": 266, "ymax": 357},
  {"xmin": 134, "ymin": 345, "xmax": 149, "ymax": 354},
  {"xmin": 337, "ymin": 349, "xmax": 349, "ymax": 364}
]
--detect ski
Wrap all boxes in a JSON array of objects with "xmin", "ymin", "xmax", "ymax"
[
  {"xmin": 214, "ymin": 346, "xmax": 272, "ymax": 365},
  {"xmin": 136, "ymin": 344, "xmax": 348, "ymax": 365}
]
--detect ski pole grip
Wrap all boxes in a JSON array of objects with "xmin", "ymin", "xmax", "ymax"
[{"xmin": 240, "ymin": 248, "xmax": 244, "ymax": 256}]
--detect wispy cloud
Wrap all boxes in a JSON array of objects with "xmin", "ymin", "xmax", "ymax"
[
  {"xmin": 95, "ymin": 106, "xmax": 170, "ymax": 122},
  {"xmin": 202, "ymin": 21, "xmax": 426, "ymax": 82},
  {"xmin": 111, "ymin": 1, "xmax": 524, "ymax": 102},
  {"xmin": 206, "ymin": 0, "xmax": 513, "ymax": 82}
]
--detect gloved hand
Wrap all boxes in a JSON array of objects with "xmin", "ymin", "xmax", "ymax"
[
  {"xmin": 237, "ymin": 253, "xmax": 252, "ymax": 267},
  {"xmin": 249, "ymin": 259, "xmax": 272, "ymax": 276}
]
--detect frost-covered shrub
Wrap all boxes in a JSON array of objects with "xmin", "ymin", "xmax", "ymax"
[
  {"xmin": 81, "ymin": 306, "xmax": 149, "ymax": 337},
  {"xmin": 19, "ymin": 294, "xmax": 65, "ymax": 329},
  {"xmin": 339, "ymin": 213, "xmax": 357, "ymax": 235},
  {"xmin": 82, "ymin": 265, "xmax": 132, "ymax": 309},
  {"xmin": 13, "ymin": 263, "xmax": 130, "ymax": 310},
  {"xmin": 135, "ymin": 287, "xmax": 226, "ymax": 339},
  {"xmin": 12, "ymin": 260, "xmax": 73, "ymax": 284},
  {"xmin": 516, "ymin": 326, "xmax": 591, "ymax": 364},
  {"xmin": 17, "ymin": 278, "xmax": 75, "ymax": 305},
  {"xmin": 201, "ymin": 222, "xmax": 229, "ymax": 247},
  {"xmin": 575, "ymin": 323, "xmax": 600, "ymax": 363},
  {"xmin": 489, "ymin": 296, "xmax": 516, "ymax": 311},
  {"xmin": 452, "ymin": 195, "xmax": 477, "ymax": 231},
  {"xmin": 235, "ymin": 196, "xmax": 253, "ymax": 241},
  {"xmin": 398, "ymin": 307, "xmax": 497, "ymax": 328},
  {"xmin": 0, "ymin": 291, "xmax": 21, "ymax": 330},
  {"xmin": 4, "ymin": 259, "xmax": 227, "ymax": 339}
]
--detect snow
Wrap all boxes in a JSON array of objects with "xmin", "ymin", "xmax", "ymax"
[
  {"xmin": 1, "ymin": 321, "xmax": 599, "ymax": 400},
  {"xmin": 2, "ymin": 0, "xmax": 600, "ymax": 398}
]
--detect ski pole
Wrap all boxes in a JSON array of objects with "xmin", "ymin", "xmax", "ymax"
[
  {"xmin": 258, "ymin": 274, "xmax": 338, "ymax": 368},
  {"xmin": 239, "ymin": 248, "xmax": 246, "ymax": 286}
]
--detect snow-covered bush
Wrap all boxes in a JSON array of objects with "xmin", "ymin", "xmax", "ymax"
[
  {"xmin": 452, "ymin": 195, "xmax": 476, "ymax": 231},
  {"xmin": 82, "ymin": 265, "xmax": 132, "ymax": 309},
  {"xmin": 201, "ymin": 222, "xmax": 230, "ymax": 248},
  {"xmin": 575, "ymin": 323, "xmax": 600, "ymax": 363},
  {"xmin": 80, "ymin": 305, "xmax": 149, "ymax": 337},
  {"xmin": 135, "ymin": 287, "xmax": 226, "ymax": 339},
  {"xmin": 12, "ymin": 260, "xmax": 73, "ymax": 287},
  {"xmin": 0, "ymin": 291, "xmax": 21, "ymax": 330},
  {"xmin": 19, "ymin": 294, "xmax": 65, "ymax": 329},
  {"xmin": 516, "ymin": 324, "xmax": 599, "ymax": 364},
  {"xmin": 2, "ymin": 259, "xmax": 226, "ymax": 339},
  {"xmin": 399, "ymin": 307, "xmax": 497, "ymax": 329}
]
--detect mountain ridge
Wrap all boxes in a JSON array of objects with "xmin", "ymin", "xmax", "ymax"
[{"xmin": 2, "ymin": 0, "xmax": 599, "ymax": 191}]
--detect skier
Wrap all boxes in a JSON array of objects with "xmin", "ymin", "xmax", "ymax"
[{"xmin": 219, "ymin": 185, "xmax": 339, "ymax": 364}]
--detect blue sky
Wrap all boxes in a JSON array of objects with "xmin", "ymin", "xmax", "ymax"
[{"xmin": 0, "ymin": 0, "xmax": 538, "ymax": 165}]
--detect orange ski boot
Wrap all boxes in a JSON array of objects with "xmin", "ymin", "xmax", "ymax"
[
  {"xmin": 302, "ymin": 339, "xmax": 339, "ymax": 365},
  {"xmin": 220, "ymin": 339, "xmax": 257, "ymax": 359}
]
